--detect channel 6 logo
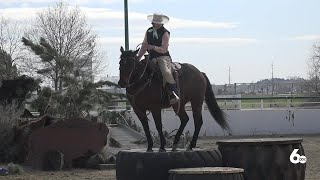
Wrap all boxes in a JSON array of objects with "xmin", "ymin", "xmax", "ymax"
[{"xmin": 290, "ymin": 149, "xmax": 307, "ymax": 164}]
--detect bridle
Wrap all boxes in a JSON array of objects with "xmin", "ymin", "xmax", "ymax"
[
  {"xmin": 125, "ymin": 56, "xmax": 150, "ymax": 88},
  {"xmin": 124, "ymin": 56, "xmax": 137, "ymax": 88},
  {"xmin": 121, "ymin": 55, "xmax": 154, "ymax": 104}
]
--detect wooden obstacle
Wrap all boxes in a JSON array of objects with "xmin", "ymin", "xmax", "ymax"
[
  {"xmin": 217, "ymin": 138, "xmax": 306, "ymax": 180},
  {"xmin": 168, "ymin": 167, "xmax": 244, "ymax": 180}
]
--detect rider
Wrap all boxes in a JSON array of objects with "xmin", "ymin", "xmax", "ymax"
[{"xmin": 136, "ymin": 13, "xmax": 179, "ymax": 104}]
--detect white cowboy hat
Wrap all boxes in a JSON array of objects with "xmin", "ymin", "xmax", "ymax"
[{"xmin": 147, "ymin": 13, "xmax": 170, "ymax": 24}]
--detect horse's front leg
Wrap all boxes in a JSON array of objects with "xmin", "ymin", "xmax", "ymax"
[
  {"xmin": 135, "ymin": 110, "xmax": 153, "ymax": 152},
  {"xmin": 172, "ymin": 108, "xmax": 189, "ymax": 151},
  {"xmin": 151, "ymin": 109, "xmax": 166, "ymax": 152}
]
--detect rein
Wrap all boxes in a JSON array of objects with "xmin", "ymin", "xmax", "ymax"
[
  {"xmin": 127, "ymin": 71, "xmax": 154, "ymax": 99},
  {"xmin": 126, "ymin": 68, "xmax": 154, "ymax": 111},
  {"xmin": 125, "ymin": 57, "xmax": 154, "ymax": 101},
  {"xmin": 127, "ymin": 58, "xmax": 149, "ymax": 88}
]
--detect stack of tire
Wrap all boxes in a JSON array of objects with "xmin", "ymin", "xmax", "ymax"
[{"xmin": 116, "ymin": 149, "xmax": 243, "ymax": 180}]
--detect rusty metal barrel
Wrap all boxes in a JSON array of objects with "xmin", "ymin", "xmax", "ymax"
[
  {"xmin": 217, "ymin": 138, "xmax": 306, "ymax": 180},
  {"xmin": 168, "ymin": 167, "xmax": 244, "ymax": 180}
]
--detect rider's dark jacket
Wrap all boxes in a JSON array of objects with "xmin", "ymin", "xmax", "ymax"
[{"xmin": 146, "ymin": 26, "xmax": 171, "ymax": 60}]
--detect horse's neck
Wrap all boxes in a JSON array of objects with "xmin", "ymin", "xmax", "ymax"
[
  {"xmin": 126, "ymin": 63, "xmax": 154, "ymax": 93},
  {"xmin": 131, "ymin": 64, "xmax": 144, "ymax": 79}
]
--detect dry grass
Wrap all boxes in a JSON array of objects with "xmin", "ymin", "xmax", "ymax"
[{"xmin": 7, "ymin": 163, "xmax": 24, "ymax": 175}]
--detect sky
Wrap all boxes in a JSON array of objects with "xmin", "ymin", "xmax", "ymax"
[{"xmin": 0, "ymin": 0, "xmax": 319, "ymax": 85}]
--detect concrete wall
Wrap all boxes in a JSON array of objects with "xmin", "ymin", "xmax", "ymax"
[{"xmin": 129, "ymin": 109, "xmax": 320, "ymax": 136}]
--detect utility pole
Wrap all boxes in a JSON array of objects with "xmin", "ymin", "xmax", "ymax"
[
  {"xmin": 228, "ymin": 66, "xmax": 231, "ymax": 85},
  {"xmin": 271, "ymin": 62, "xmax": 274, "ymax": 96},
  {"xmin": 124, "ymin": 0, "xmax": 129, "ymax": 50}
]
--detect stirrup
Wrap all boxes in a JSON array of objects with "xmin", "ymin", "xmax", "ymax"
[{"xmin": 170, "ymin": 91, "xmax": 180, "ymax": 104}]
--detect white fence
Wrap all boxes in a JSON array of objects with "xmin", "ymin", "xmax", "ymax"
[
  {"xmin": 109, "ymin": 96, "xmax": 320, "ymax": 136},
  {"xmin": 128, "ymin": 108, "xmax": 320, "ymax": 136}
]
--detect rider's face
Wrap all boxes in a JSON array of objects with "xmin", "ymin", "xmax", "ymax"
[{"xmin": 152, "ymin": 22, "xmax": 162, "ymax": 29}]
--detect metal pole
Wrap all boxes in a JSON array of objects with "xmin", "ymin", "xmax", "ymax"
[
  {"xmin": 271, "ymin": 62, "xmax": 274, "ymax": 96},
  {"xmin": 124, "ymin": 0, "xmax": 129, "ymax": 50}
]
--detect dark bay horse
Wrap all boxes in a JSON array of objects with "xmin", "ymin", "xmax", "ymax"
[{"xmin": 118, "ymin": 46, "xmax": 231, "ymax": 151}]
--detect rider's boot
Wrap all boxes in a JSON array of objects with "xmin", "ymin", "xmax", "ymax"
[{"xmin": 168, "ymin": 83, "xmax": 180, "ymax": 104}]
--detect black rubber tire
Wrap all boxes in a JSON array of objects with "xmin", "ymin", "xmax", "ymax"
[
  {"xmin": 116, "ymin": 149, "xmax": 222, "ymax": 180},
  {"xmin": 217, "ymin": 138, "xmax": 306, "ymax": 180},
  {"xmin": 44, "ymin": 150, "xmax": 64, "ymax": 171}
]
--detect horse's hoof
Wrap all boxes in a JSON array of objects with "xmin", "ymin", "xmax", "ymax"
[
  {"xmin": 158, "ymin": 148, "xmax": 166, "ymax": 152},
  {"xmin": 146, "ymin": 149, "xmax": 153, "ymax": 152}
]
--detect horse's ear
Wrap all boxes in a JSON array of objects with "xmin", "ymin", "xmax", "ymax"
[
  {"xmin": 120, "ymin": 46, "xmax": 124, "ymax": 53},
  {"xmin": 134, "ymin": 48, "xmax": 140, "ymax": 55}
]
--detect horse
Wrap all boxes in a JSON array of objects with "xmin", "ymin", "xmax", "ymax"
[{"xmin": 118, "ymin": 46, "xmax": 231, "ymax": 152}]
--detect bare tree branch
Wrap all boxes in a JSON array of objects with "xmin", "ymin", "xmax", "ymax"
[
  {"xmin": 24, "ymin": 2, "xmax": 106, "ymax": 89},
  {"xmin": 307, "ymin": 43, "xmax": 320, "ymax": 95},
  {"xmin": 0, "ymin": 16, "xmax": 28, "ymax": 79}
]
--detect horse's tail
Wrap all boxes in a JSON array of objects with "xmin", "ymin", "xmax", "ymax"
[{"xmin": 202, "ymin": 73, "xmax": 231, "ymax": 133}]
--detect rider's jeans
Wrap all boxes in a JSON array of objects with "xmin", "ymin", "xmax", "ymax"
[{"xmin": 152, "ymin": 56, "xmax": 175, "ymax": 86}]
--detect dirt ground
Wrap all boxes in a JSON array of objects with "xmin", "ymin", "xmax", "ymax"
[{"xmin": 0, "ymin": 134, "xmax": 319, "ymax": 180}]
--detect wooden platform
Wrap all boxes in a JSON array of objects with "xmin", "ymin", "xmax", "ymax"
[
  {"xmin": 216, "ymin": 137, "xmax": 303, "ymax": 145},
  {"xmin": 169, "ymin": 167, "xmax": 244, "ymax": 180},
  {"xmin": 169, "ymin": 167, "xmax": 244, "ymax": 174}
]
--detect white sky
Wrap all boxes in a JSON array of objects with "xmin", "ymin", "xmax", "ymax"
[{"xmin": 1, "ymin": 0, "xmax": 319, "ymax": 84}]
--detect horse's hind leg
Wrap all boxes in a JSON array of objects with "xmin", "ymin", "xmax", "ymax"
[
  {"xmin": 172, "ymin": 108, "xmax": 189, "ymax": 151},
  {"xmin": 151, "ymin": 109, "xmax": 166, "ymax": 152},
  {"xmin": 187, "ymin": 101, "xmax": 203, "ymax": 151}
]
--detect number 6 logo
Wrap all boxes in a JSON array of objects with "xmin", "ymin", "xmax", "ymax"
[{"xmin": 290, "ymin": 149, "xmax": 307, "ymax": 164}]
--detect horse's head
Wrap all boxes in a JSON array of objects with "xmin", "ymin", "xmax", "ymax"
[{"xmin": 118, "ymin": 46, "xmax": 140, "ymax": 88}]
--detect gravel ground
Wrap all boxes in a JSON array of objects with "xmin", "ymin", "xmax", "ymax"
[{"xmin": 0, "ymin": 134, "xmax": 319, "ymax": 180}]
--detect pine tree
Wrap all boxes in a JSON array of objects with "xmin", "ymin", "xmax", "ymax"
[
  {"xmin": 0, "ymin": 49, "xmax": 18, "ymax": 80},
  {"xmin": 23, "ymin": 37, "xmax": 121, "ymax": 118}
]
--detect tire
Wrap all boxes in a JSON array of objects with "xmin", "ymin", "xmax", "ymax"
[
  {"xmin": 44, "ymin": 150, "xmax": 64, "ymax": 171},
  {"xmin": 116, "ymin": 149, "xmax": 222, "ymax": 180},
  {"xmin": 217, "ymin": 138, "xmax": 306, "ymax": 180}
]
